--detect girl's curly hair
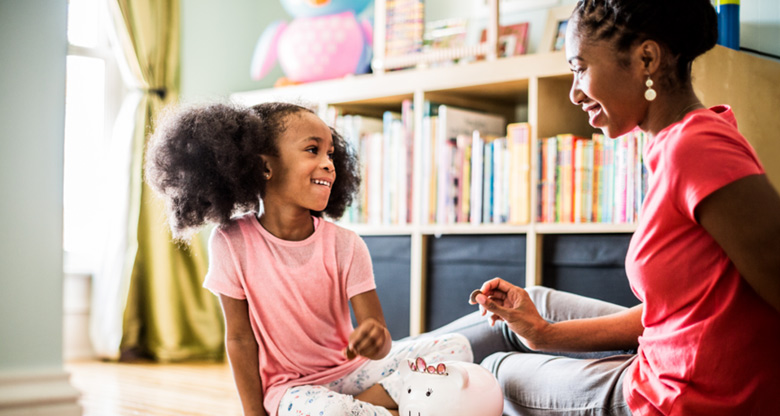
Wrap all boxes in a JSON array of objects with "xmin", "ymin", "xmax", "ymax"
[{"xmin": 145, "ymin": 101, "xmax": 360, "ymax": 241}]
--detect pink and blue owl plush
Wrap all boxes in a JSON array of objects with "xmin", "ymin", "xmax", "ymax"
[{"xmin": 251, "ymin": 0, "xmax": 373, "ymax": 84}]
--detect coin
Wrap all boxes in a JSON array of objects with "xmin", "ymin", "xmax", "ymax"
[
  {"xmin": 469, "ymin": 289, "xmax": 483, "ymax": 304},
  {"xmin": 344, "ymin": 347, "xmax": 357, "ymax": 360}
]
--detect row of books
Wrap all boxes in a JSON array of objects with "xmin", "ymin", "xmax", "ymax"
[
  {"xmin": 421, "ymin": 105, "xmax": 530, "ymax": 225},
  {"xmin": 385, "ymin": 0, "xmax": 424, "ymax": 59},
  {"xmin": 328, "ymin": 101, "xmax": 414, "ymax": 225},
  {"xmin": 537, "ymin": 131, "xmax": 648, "ymax": 224},
  {"xmin": 331, "ymin": 103, "xmax": 531, "ymax": 225},
  {"xmin": 329, "ymin": 103, "xmax": 648, "ymax": 226}
]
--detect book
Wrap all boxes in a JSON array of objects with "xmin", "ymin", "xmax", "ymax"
[
  {"xmin": 470, "ymin": 130, "xmax": 484, "ymax": 225},
  {"xmin": 456, "ymin": 133, "xmax": 471, "ymax": 223},
  {"xmin": 506, "ymin": 122, "xmax": 531, "ymax": 224},
  {"xmin": 541, "ymin": 136, "xmax": 558, "ymax": 223},
  {"xmin": 573, "ymin": 137, "xmax": 594, "ymax": 223},
  {"xmin": 421, "ymin": 101, "xmax": 440, "ymax": 224},
  {"xmin": 592, "ymin": 134, "xmax": 604, "ymax": 223},
  {"xmin": 492, "ymin": 137, "xmax": 506, "ymax": 224},
  {"xmin": 482, "ymin": 137, "xmax": 495, "ymax": 224},
  {"xmin": 401, "ymin": 99, "xmax": 414, "ymax": 224}
]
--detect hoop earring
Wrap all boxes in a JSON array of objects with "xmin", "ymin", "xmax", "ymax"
[{"xmin": 644, "ymin": 75, "xmax": 657, "ymax": 101}]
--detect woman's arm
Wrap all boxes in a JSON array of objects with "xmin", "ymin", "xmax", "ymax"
[
  {"xmin": 695, "ymin": 173, "xmax": 780, "ymax": 313},
  {"xmin": 535, "ymin": 304, "xmax": 644, "ymax": 352},
  {"xmin": 475, "ymin": 278, "xmax": 644, "ymax": 352},
  {"xmin": 219, "ymin": 294, "xmax": 267, "ymax": 416},
  {"xmin": 348, "ymin": 290, "xmax": 392, "ymax": 360}
]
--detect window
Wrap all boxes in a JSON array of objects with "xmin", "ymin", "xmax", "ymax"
[{"xmin": 64, "ymin": 0, "xmax": 125, "ymax": 272}]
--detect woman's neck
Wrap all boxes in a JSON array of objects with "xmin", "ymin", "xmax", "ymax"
[
  {"xmin": 258, "ymin": 205, "xmax": 314, "ymax": 241},
  {"xmin": 640, "ymin": 87, "xmax": 704, "ymax": 137}
]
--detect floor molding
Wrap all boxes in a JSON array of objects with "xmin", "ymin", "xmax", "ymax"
[{"xmin": 0, "ymin": 368, "xmax": 81, "ymax": 416}]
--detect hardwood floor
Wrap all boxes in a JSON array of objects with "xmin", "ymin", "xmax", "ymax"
[{"xmin": 66, "ymin": 360, "xmax": 243, "ymax": 416}]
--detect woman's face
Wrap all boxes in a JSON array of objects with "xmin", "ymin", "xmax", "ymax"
[{"xmin": 565, "ymin": 19, "xmax": 647, "ymax": 138}]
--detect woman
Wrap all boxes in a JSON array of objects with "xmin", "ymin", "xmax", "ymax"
[{"xmin": 433, "ymin": 0, "xmax": 780, "ymax": 414}]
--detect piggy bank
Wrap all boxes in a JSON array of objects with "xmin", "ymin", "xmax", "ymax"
[{"xmin": 399, "ymin": 357, "xmax": 503, "ymax": 416}]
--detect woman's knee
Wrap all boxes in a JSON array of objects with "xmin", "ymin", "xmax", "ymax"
[
  {"xmin": 420, "ymin": 332, "xmax": 474, "ymax": 363},
  {"xmin": 480, "ymin": 351, "xmax": 515, "ymax": 377},
  {"xmin": 525, "ymin": 285, "xmax": 554, "ymax": 304}
]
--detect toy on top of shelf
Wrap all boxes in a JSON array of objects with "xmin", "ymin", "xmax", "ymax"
[
  {"xmin": 250, "ymin": 0, "xmax": 373, "ymax": 85},
  {"xmin": 399, "ymin": 357, "xmax": 504, "ymax": 416}
]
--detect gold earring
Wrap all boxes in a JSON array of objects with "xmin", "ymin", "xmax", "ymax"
[{"xmin": 644, "ymin": 75, "xmax": 657, "ymax": 101}]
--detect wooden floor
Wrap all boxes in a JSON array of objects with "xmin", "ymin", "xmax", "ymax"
[{"xmin": 66, "ymin": 360, "xmax": 243, "ymax": 416}]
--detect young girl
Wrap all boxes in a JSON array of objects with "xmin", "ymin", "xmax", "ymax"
[{"xmin": 145, "ymin": 101, "xmax": 471, "ymax": 416}]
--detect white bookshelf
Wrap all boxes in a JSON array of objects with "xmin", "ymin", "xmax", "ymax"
[{"xmin": 231, "ymin": 45, "xmax": 780, "ymax": 335}]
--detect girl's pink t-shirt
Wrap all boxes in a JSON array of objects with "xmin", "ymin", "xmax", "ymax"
[
  {"xmin": 624, "ymin": 106, "xmax": 780, "ymax": 415},
  {"xmin": 204, "ymin": 214, "xmax": 376, "ymax": 415}
]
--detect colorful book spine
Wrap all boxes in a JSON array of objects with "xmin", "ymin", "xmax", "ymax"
[
  {"xmin": 470, "ymin": 131, "xmax": 484, "ymax": 225},
  {"xmin": 507, "ymin": 122, "xmax": 531, "ymax": 224}
]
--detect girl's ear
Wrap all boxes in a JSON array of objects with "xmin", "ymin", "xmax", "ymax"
[{"xmin": 260, "ymin": 155, "xmax": 273, "ymax": 180}]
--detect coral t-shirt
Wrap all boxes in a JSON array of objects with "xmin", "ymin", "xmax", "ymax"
[
  {"xmin": 624, "ymin": 106, "xmax": 780, "ymax": 415},
  {"xmin": 203, "ymin": 214, "xmax": 376, "ymax": 415}
]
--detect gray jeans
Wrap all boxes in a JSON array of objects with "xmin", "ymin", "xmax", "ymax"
[{"xmin": 422, "ymin": 286, "xmax": 636, "ymax": 416}]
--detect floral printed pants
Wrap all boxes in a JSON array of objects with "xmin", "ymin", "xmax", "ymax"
[{"xmin": 278, "ymin": 333, "xmax": 472, "ymax": 416}]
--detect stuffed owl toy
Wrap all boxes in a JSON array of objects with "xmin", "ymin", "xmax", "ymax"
[{"xmin": 251, "ymin": 0, "xmax": 373, "ymax": 83}]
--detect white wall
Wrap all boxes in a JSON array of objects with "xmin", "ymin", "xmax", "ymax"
[
  {"xmin": 741, "ymin": 0, "xmax": 780, "ymax": 58},
  {"xmin": 0, "ymin": 0, "xmax": 66, "ymax": 374},
  {"xmin": 0, "ymin": 1, "xmax": 80, "ymax": 414},
  {"xmin": 180, "ymin": 0, "xmax": 289, "ymax": 100}
]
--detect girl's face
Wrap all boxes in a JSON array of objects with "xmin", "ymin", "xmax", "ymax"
[
  {"xmin": 264, "ymin": 111, "xmax": 336, "ymax": 213},
  {"xmin": 565, "ymin": 20, "xmax": 647, "ymax": 138}
]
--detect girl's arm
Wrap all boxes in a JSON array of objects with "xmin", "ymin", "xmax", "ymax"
[
  {"xmin": 695, "ymin": 173, "xmax": 780, "ymax": 313},
  {"xmin": 349, "ymin": 290, "xmax": 392, "ymax": 360},
  {"xmin": 219, "ymin": 294, "xmax": 267, "ymax": 416},
  {"xmin": 475, "ymin": 278, "xmax": 644, "ymax": 352}
]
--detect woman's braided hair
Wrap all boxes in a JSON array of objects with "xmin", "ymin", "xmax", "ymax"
[{"xmin": 572, "ymin": 0, "xmax": 718, "ymax": 87}]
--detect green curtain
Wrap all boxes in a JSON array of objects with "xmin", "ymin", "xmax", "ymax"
[{"xmin": 106, "ymin": 0, "xmax": 224, "ymax": 362}]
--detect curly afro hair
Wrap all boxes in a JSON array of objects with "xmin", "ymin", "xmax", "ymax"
[{"xmin": 145, "ymin": 101, "xmax": 360, "ymax": 241}]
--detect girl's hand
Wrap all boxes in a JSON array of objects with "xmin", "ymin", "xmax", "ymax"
[
  {"xmin": 346, "ymin": 317, "xmax": 390, "ymax": 360},
  {"xmin": 472, "ymin": 278, "xmax": 550, "ymax": 350}
]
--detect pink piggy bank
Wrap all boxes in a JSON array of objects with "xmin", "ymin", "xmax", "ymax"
[{"xmin": 399, "ymin": 357, "xmax": 503, "ymax": 416}]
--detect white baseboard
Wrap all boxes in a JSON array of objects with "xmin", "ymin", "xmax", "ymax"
[{"xmin": 0, "ymin": 369, "xmax": 81, "ymax": 416}]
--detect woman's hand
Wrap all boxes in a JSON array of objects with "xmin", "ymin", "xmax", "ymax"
[
  {"xmin": 347, "ymin": 317, "xmax": 390, "ymax": 360},
  {"xmin": 471, "ymin": 278, "xmax": 550, "ymax": 350}
]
